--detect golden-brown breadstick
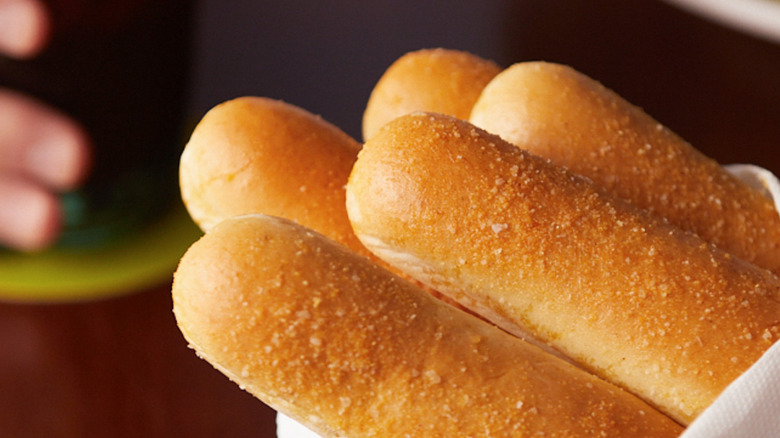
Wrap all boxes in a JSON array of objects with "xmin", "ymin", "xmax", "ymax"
[
  {"xmin": 179, "ymin": 96, "xmax": 363, "ymax": 248},
  {"xmin": 172, "ymin": 214, "xmax": 683, "ymax": 437},
  {"xmin": 469, "ymin": 62, "xmax": 780, "ymax": 275},
  {"xmin": 346, "ymin": 112, "xmax": 780, "ymax": 425},
  {"xmin": 362, "ymin": 48, "xmax": 501, "ymax": 141}
]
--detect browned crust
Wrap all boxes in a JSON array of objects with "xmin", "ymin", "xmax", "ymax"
[
  {"xmin": 173, "ymin": 214, "xmax": 683, "ymax": 437},
  {"xmin": 346, "ymin": 112, "xmax": 780, "ymax": 425}
]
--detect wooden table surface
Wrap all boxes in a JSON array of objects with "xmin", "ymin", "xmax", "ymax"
[
  {"xmin": 0, "ymin": 283, "xmax": 276, "ymax": 437},
  {"xmin": 1, "ymin": 1, "xmax": 777, "ymax": 437}
]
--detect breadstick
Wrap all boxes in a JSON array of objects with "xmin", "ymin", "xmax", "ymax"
[
  {"xmin": 346, "ymin": 112, "xmax": 780, "ymax": 425},
  {"xmin": 178, "ymin": 96, "xmax": 465, "ymax": 309},
  {"xmin": 179, "ymin": 96, "xmax": 362, "ymax": 242},
  {"xmin": 362, "ymin": 48, "xmax": 500, "ymax": 141},
  {"xmin": 172, "ymin": 214, "xmax": 683, "ymax": 437},
  {"xmin": 469, "ymin": 62, "xmax": 780, "ymax": 275}
]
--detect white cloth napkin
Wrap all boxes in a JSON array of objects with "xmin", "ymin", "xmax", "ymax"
[
  {"xmin": 277, "ymin": 164, "xmax": 780, "ymax": 438},
  {"xmin": 276, "ymin": 412, "xmax": 319, "ymax": 437},
  {"xmin": 682, "ymin": 340, "xmax": 780, "ymax": 438},
  {"xmin": 681, "ymin": 164, "xmax": 780, "ymax": 438}
]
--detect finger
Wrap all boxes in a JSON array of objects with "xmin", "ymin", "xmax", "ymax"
[
  {"xmin": 0, "ymin": 89, "xmax": 91, "ymax": 190},
  {"xmin": 0, "ymin": 176, "xmax": 61, "ymax": 251},
  {"xmin": 0, "ymin": 0, "xmax": 51, "ymax": 59}
]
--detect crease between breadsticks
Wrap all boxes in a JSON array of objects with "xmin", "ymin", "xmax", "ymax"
[{"xmin": 345, "ymin": 112, "xmax": 780, "ymax": 426}]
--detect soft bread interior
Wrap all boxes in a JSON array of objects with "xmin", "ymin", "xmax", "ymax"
[{"xmin": 354, "ymin": 231, "xmax": 577, "ymax": 365}]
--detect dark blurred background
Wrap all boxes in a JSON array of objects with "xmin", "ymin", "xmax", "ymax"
[
  {"xmin": 190, "ymin": 0, "xmax": 510, "ymax": 139},
  {"xmin": 191, "ymin": 0, "xmax": 779, "ymax": 172}
]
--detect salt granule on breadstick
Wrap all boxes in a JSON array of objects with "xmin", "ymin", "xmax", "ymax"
[
  {"xmin": 172, "ymin": 214, "xmax": 683, "ymax": 437},
  {"xmin": 469, "ymin": 62, "xmax": 780, "ymax": 276},
  {"xmin": 346, "ymin": 112, "xmax": 780, "ymax": 425}
]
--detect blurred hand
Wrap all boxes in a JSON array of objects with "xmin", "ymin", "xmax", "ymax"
[{"xmin": 0, "ymin": 0, "xmax": 91, "ymax": 251}]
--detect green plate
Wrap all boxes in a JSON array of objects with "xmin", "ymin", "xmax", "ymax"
[{"xmin": 0, "ymin": 202, "xmax": 202, "ymax": 303}]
